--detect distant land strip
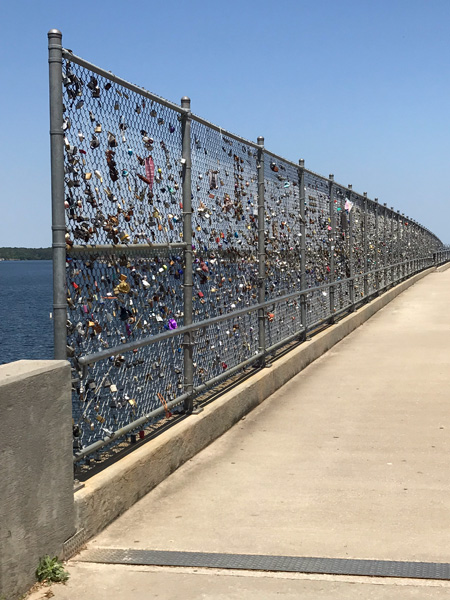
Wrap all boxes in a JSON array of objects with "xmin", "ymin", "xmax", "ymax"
[{"xmin": 0, "ymin": 247, "xmax": 52, "ymax": 260}]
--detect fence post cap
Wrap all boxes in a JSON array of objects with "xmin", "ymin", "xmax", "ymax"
[
  {"xmin": 257, "ymin": 136, "xmax": 264, "ymax": 145},
  {"xmin": 48, "ymin": 28, "xmax": 62, "ymax": 36}
]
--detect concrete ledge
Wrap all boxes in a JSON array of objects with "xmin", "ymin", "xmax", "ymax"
[
  {"xmin": 0, "ymin": 360, "xmax": 74, "ymax": 600},
  {"xmin": 436, "ymin": 261, "xmax": 450, "ymax": 273},
  {"xmin": 74, "ymin": 267, "xmax": 435, "ymax": 542}
]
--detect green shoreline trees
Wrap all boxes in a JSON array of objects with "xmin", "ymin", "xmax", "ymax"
[{"xmin": 0, "ymin": 247, "xmax": 52, "ymax": 260}]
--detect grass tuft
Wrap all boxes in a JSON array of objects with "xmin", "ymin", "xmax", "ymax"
[{"xmin": 36, "ymin": 556, "xmax": 69, "ymax": 584}]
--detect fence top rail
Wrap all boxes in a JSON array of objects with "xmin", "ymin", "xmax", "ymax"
[
  {"xmin": 267, "ymin": 153, "xmax": 437, "ymax": 237},
  {"xmin": 61, "ymin": 45, "xmax": 442, "ymax": 246},
  {"xmin": 189, "ymin": 113, "xmax": 260, "ymax": 150},
  {"xmin": 263, "ymin": 147, "xmax": 300, "ymax": 170},
  {"xmin": 61, "ymin": 48, "xmax": 187, "ymax": 115}
]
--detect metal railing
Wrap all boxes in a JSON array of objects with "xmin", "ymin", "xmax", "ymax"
[{"xmin": 47, "ymin": 30, "xmax": 449, "ymax": 466}]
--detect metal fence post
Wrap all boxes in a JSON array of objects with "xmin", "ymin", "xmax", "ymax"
[
  {"xmin": 405, "ymin": 215, "xmax": 409, "ymax": 275},
  {"xmin": 394, "ymin": 213, "xmax": 398, "ymax": 277},
  {"xmin": 48, "ymin": 29, "xmax": 67, "ymax": 360},
  {"xmin": 257, "ymin": 136, "xmax": 266, "ymax": 364},
  {"xmin": 405, "ymin": 216, "xmax": 410, "ymax": 276},
  {"xmin": 374, "ymin": 198, "xmax": 379, "ymax": 293},
  {"xmin": 390, "ymin": 207, "xmax": 395, "ymax": 282},
  {"xmin": 181, "ymin": 96, "xmax": 194, "ymax": 413},
  {"xmin": 363, "ymin": 192, "xmax": 369, "ymax": 299},
  {"xmin": 397, "ymin": 213, "xmax": 403, "ymax": 280},
  {"xmin": 415, "ymin": 223, "xmax": 419, "ymax": 272},
  {"xmin": 420, "ymin": 226, "xmax": 424, "ymax": 268},
  {"xmin": 398, "ymin": 213, "xmax": 402, "ymax": 279},
  {"xmin": 348, "ymin": 185, "xmax": 355, "ymax": 311},
  {"xmin": 400, "ymin": 213, "xmax": 408, "ymax": 279},
  {"xmin": 415, "ymin": 223, "xmax": 418, "ymax": 270},
  {"xmin": 417, "ymin": 224, "xmax": 421, "ymax": 270},
  {"xmin": 410, "ymin": 220, "xmax": 414, "ymax": 273},
  {"xmin": 299, "ymin": 159, "xmax": 307, "ymax": 338},
  {"xmin": 328, "ymin": 174, "xmax": 335, "ymax": 322},
  {"xmin": 416, "ymin": 225, "xmax": 419, "ymax": 269},
  {"xmin": 383, "ymin": 203, "xmax": 388, "ymax": 288},
  {"xmin": 410, "ymin": 221, "xmax": 414, "ymax": 273},
  {"xmin": 423, "ymin": 229, "xmax": 426, "ymax": 268}
]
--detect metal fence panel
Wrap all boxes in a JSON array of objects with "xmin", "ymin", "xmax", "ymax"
[
  {"xmin": 188, "ymin": 120, "xmax": 260, "ymax": 380},
  {"xmin": 264, "ymin": 154, "xmax": 302, "ymax": 346},
  {"xmin": 333, "ymin": 185, "xmax": 351, "ymax": 313},
  {"xmin": 48, "ymin": 33, "xmax": 446, "ymax": 465},
  {"xmin": 61, "ymin": 56, "xmax": 188, "ymax": 450},
  {"xmin": 366, "ymin": 202, "xmax": 377, "ymax": 295}
]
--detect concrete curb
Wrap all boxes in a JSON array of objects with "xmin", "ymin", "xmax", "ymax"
[
  {"xmin": 74, "ymin": 267, "xmax": 435, "ymax": 544},
  {"xmin": 436, "ymin": 261, "xmax": 450, "ymax": 273}
]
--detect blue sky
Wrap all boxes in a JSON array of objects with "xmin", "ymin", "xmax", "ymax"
[{"xmin": 1, "ymin": 0, "xmax": 449, "ymax": 246}]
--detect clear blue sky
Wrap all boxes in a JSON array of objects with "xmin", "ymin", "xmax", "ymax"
[{"xmin": 1, "ymin": 0, "xmax": 449, "ymax": 246}]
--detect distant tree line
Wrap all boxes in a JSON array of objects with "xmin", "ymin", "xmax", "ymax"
[{"xmin": 0, "ymin": 247, "xmax": 52, "ymax": 260}]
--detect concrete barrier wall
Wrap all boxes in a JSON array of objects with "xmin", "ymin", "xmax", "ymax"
[
  {"xmin": 0, "ymin": 360, "xmax": 75, "ymax": 600},
  {"xmin": 74, "ymin": 267, "xmax": 435, "ymax": 543}
]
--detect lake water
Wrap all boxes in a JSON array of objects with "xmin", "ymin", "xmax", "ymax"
[{"xmin": 0, "ymin": 261, "xmax": 54, "ymax": 364}]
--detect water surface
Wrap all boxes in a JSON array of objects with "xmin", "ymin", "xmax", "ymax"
[{"xmin": 0, "ymin": 261, "xmax": 53, "ymax": 364}]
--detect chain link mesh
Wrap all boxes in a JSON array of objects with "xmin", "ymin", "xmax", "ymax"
[
  {"xmin": 304, "ymin": 171, "xmax": 331, "ymax": 325},
  {"xmin": 366, "ymin": 203, "xmax": 377, "ymax": 295},
  {"xmin": 378, "ymin": 209, "xmax": 388, "ymax": 288},
  {"xmin": 62, "ymin": 61, "xmax": 183, "ymax": 247},
  {"xmin": 62, "ymin": 58, "xmax": 186, "ymax": 453},
  {"xmin": 264, "ymin": 154, "xmax": 302, "ymax": 346},
  {"xmin": 332, "ymin": 185, "xmax": 350, "ymax": 313},
  {"xmin": 67, "ymin": 247, "xmax": 185, "ymax": 450},
  {"xmin": 57, "ymin": 50, "xmax": 443, "ymax": 465},
  {"xmin": 189, "ymin": 121, "xmax": 260, "ymax": 380}
]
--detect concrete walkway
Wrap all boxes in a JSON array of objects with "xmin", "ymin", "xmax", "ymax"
[{"xmin": 29, "ymin": 269, "xmax": 450, "ymax": 599}]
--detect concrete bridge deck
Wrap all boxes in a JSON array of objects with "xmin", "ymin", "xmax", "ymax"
[{"xmin": 30, "ymin": 267, "xmax": 450, "ymax": 599}]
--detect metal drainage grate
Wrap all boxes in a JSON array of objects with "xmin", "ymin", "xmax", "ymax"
[
  {"xmin": 63, "ymin": 529, "xmax": 86, "ymax": 560},
  {"xmin": 77, "ymin": 548, "xmax": 450, "ymax": 580}
]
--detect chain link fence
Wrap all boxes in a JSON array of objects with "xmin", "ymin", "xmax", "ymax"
[{"xmin": 47, "ymin": 31, "xmax": 448, "ymax": 469}]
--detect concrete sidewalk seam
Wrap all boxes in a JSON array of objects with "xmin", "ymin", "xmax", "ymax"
[{"xmin": 66, "ymin": 562, "xmax": 450, "ymax": 588}]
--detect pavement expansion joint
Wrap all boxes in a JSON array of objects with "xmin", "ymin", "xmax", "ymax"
[{"xmin": 76, "ymin": 549, "xmax": 450, "ymax": 581}]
